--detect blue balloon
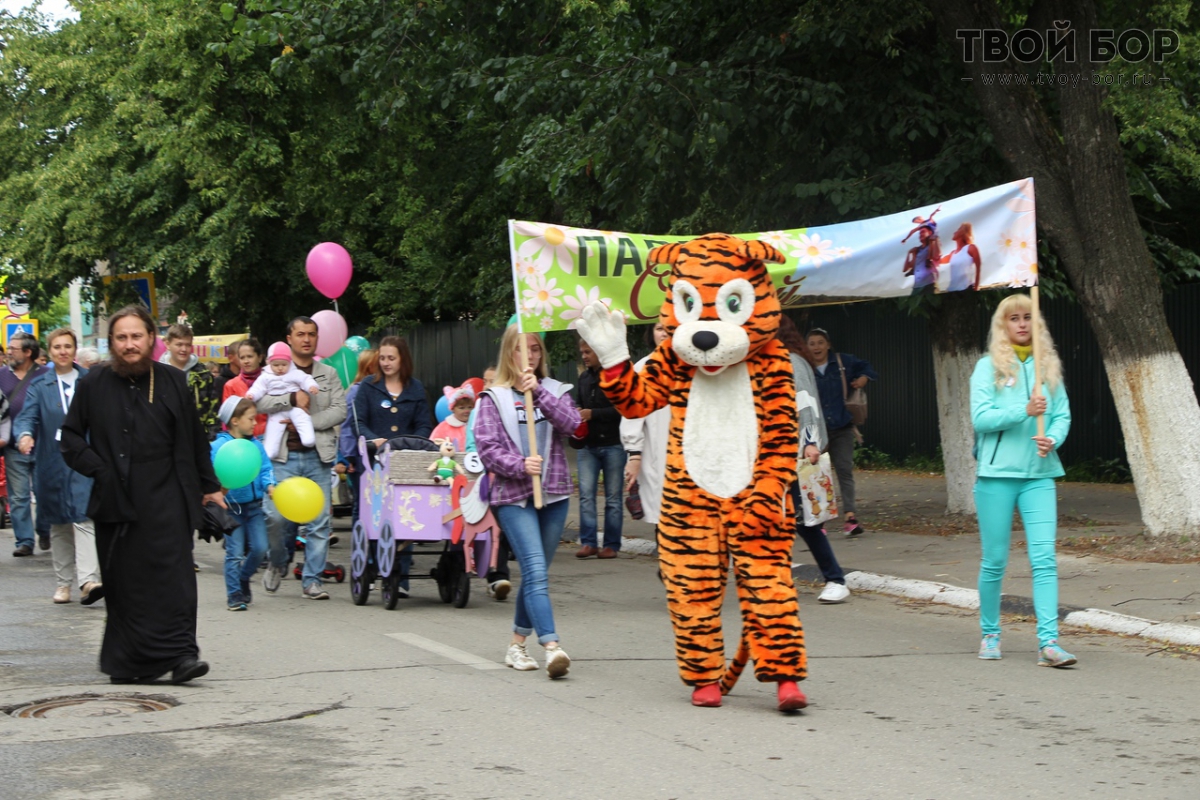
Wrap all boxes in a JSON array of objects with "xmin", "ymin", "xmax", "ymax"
[{"xmin": 435, "ymin": 395, "xmax": 451, "ymax": 423}]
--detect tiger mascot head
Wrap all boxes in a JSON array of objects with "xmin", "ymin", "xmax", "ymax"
[{"xmin": 649, "ymin": 233, "xmax": 786, "ymax": 377}]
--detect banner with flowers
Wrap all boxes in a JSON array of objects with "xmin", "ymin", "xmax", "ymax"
[{"xmin": 509, "ymin": 178, "xmax": 1036, "ymax": 332}]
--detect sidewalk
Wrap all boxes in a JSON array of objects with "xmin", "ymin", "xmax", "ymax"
[{"xmin": 565, "ymin": 470, "xmax": 1200, "ymax": 646}]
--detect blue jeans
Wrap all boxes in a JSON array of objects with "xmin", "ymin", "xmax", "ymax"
[
  {"xmin": 975, "ymin": 477, "xmax": 1060, "ymax": 646},
  {"xmin": 224, "ymin": 498, "xmax": 268, "ymax": 599},
  {"xmin": 496, "ymin": 500, "xmax": 570, "ymax": 645},
  {"xmin": 5, "ymin": 449, "xmax": 38, "ymax": 548},
  {"xmin": 266, "ymin": 450, "xmax": 332, "ymax": 589},
  {"xmin": 577, "ymin": 444, "xmax": 626, "ymax": 550}
]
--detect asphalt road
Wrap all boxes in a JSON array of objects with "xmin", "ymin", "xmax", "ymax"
[{"xmin": 2, "ymin": 539, "xmax": 1198, "ymax": 799}]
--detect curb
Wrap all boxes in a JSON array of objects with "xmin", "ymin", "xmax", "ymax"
[{"xmin": 791, "ymin": 565, "xmax": 1200, "ymax": 649}]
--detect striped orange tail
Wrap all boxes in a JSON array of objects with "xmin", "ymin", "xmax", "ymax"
[{"xmin": 719, "ymin": 635, "xmax": 751, "ymax": 695}]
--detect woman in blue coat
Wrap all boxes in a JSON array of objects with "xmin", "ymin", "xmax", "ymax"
[
  {"xmin": 352, "ymin": 336, "xmax": 432, "ymax": 594},
  {"xmin": 13, "ymin": 328, "xmax": 99, "ymax": 604},
  {"xmin": 970, "ymin": 294, "xmax": 1074, "ymax": 668}
]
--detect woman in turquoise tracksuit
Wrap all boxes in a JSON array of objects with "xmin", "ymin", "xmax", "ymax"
[{"xmin": 971, "ymin": 293, "xmax": 1076, "ymax": 668}]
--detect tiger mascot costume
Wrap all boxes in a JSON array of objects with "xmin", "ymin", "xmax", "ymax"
[{"xmin": 576, "ymin": 232, "xmax": 808, "ymax": 712}]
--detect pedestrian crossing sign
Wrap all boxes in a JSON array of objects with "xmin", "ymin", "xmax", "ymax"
[{"xmin": 2, "ymin": 318, "xmax": 39, "ymax": 348}]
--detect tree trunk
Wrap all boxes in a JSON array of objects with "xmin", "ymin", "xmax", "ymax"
[
  {"xmin": 925, "ymin": 0, "xmax": 1200, "ymax": 535},
  {"xmin": 928, "ymin": 293, "xmax": 982, "ymax": 515}
]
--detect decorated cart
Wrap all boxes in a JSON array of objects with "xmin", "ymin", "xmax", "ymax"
[{"xmin": 350, "ymin": 437, "xmax": 497, "ymax": 610}]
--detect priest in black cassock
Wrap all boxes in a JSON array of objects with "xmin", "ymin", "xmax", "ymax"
[{"xmin": 61, "ymin": 305, "xmax": 225, "ymax": 685}]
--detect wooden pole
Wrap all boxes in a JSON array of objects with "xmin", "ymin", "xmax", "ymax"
[
  {"xmin": 1030, "ymin": 284, "xmax": 1046, "ymax": 438},
  {"xmin": 518, "ymin": 331, "xmax": 544, "ymax": 508}
]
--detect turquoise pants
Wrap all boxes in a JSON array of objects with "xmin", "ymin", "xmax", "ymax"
[{"xmin": 974, "ymin": 477, "xmax": 1060, "ymax": 646}]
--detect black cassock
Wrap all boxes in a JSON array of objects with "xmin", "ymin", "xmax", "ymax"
[{"xmin": 61, "ymin": 362, "xmax": 220, "ymax": 680}]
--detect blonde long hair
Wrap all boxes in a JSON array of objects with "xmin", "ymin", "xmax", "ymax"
[
  {"xmin": 987, "ymin": 293, "xmax": 1062, "ymax": 391},
  {"xmin": 492, "ymin": 326, "xmax": 550, "ymax": 388}
]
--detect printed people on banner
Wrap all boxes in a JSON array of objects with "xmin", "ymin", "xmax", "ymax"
[
  {"xmin": 778, "ymin": 316, "xmax": 851, "ymax": 605},
  {"xmin": 474, "ymin": 327, "xmax": 580, "ymax": 679},
  {"xmin": 903, "ymin": 217, "xmax": 941, "ymax": 296},
  {"xmin": 805, "ymin": 328, "xmax": 876, "ymax": 537},
  {"xmin": 574, "ymin": 336, "xmax": 626, "ymax": 559},
  {"xmin": 942, "ymin": 223, "xmax": 983, "ymax": 292},
  {"xmin": 971, "ymin": 293, "xmax": 1076, "ymax": 668}
]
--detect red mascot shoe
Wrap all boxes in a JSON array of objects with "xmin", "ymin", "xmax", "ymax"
[
  {"xmin": 691, "ymin": 683, "xmax": 722, "ymax": 707},
  {"xmin": 777, "ymin": 681, "xmax": 808, "ymax": 712}
]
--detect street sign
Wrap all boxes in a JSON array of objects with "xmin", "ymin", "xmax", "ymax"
[
  {"xmin": 3, "ymin": 317, "xmax": 39, "ymax": 348},
  {"xmin": 102, "ymin": 272, "xmax": 158, "ymax": 320}
]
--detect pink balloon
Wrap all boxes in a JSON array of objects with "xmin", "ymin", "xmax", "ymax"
[
  {"xmin": 312, "ymin": 310, "xmax": 348, "ymax": 359},
  {"xmin": 152, "ymin": 339, "xmax": 167, "ymax": 362},
  {"xmin": 306, "ymin": 242, "xmax": 354, "ymax": 300}
]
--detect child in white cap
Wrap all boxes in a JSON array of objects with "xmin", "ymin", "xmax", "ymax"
[{"xmin": 247, "ymin": 342, "xmax": 320, "ymax": 456}]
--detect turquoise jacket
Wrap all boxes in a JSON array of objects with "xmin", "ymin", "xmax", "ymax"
[
  {"xmin": 210, "ymin": 431, "xmax": 277, "ymax": 504},
  {"xmin": 970, "ymin": 354, "xmax": 1070, "ymax": 480}
]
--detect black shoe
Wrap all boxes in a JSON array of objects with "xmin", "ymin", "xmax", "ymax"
[
  {"xmin": 12, "ymin": 545, "xmax": 32, "ymax": 557},
  {"xmin": 37, "ymin": 533, "xmax": 50, "ymax": 551},
  {"xmin": 171, "ymin": 659, "xmax": 209, "ymax": 684}
]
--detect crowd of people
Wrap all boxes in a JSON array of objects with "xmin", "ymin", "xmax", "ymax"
[{"xmin": 3, "ymin": 288, "xmax": 1077, "ymax": 689}]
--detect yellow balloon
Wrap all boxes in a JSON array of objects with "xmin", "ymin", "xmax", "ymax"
[{"xmin": 273, "ymin": 477, "xmax": 325, "ymax": 524}]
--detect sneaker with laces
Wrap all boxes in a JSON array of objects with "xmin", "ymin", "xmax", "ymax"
[
  {"xmin": 818, "ymin": 582, "xmax": 851, "ymax": 604},
  {"xmin": 844, "ymin": 519, "xmax": 865, "ymax": 537},
  {"xmin": 263, "ymin": 563, "xmax": 283, "ymax": 594},
  {"xmin": 1037, "ymin": 640, "xmax": 1077, "ymax": 668},
  {"xmin": 488, "ymin": 580, "xmax": 512, "ymax": 602},
  {"xmin": 302, "ymin": 583, "xmax": 330, "ymax": 600},
  {"xmin": 978, "ymin": 633, "xmax": 1002, "ymax": 660},
  {"xmin": 505, "ymin": 642, "xmax": 538, "ymax": 671},
  {"xmin": 545, "ymin": 646, "xmax": 571, "ymax": 679},
  {"xmin": 227, "ymin": 593, "xmax": 248, "ymax": 611}
]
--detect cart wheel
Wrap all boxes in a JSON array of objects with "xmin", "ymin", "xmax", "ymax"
[
  {"xmin": 377, "ymin": 522, "xmax": 395, "ymax": 580},
  {"xmin": 350, "ymin": 521, "xmax": 368, "ymax": 581},
  {"xmin": 333, "ymin": 565, "xmax": 346, "ymax": 583},
  {"xmin": 350, "ymin": 569, "xmax": 371, "ymax": 606},
  {"xmin": 452, "ymin": 568, "xmax": 471, "ymax": 608},
  {"xmin": 381, "ymin": 570, "xmax": 402, "ymax": 611},
  {"xmin": 436, "ymin": 551, "xmax": 454, "ymax": 604}
]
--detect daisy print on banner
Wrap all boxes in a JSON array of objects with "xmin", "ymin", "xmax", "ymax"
[
  {"xmin": 756, "ymin": 230, "xmax": 802, "ymax": 253},
  {"xmin": 789, "ymin": 232, "xmax": 838, "ymax": 267},
  {"xmin": 514, "ymin": 253, "xmax": 548, "ymax": 281},
  {"xmin": 522, "ymin": 274, "xmax": 565, "ymax": 316},
  {"xmin": 560, "ymin": 284, "xmax": 614, "ymax": 329},
  {"xmin": 1009, "ymin": 260, "xmax": 1038, "ymax": 288},
  {"xmin": 515, "ymin": 221, "xmax": 579, "ymax": 274}
]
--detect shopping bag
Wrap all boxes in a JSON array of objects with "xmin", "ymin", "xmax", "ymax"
[{"xmin": 797, "ymin": 453, "xmax": 838, "ymax": 527}]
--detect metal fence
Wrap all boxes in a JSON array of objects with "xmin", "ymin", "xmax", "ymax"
[{"xmin": 401, "ymin": 284, "xmax": 1200, "ymax": 467}]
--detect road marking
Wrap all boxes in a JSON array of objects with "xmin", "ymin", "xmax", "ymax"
[{"xmin": 385, "ymin": 632, "xmax": 506, "ymax": 670}]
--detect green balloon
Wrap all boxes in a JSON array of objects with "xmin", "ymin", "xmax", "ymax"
[
  {"xmin": 326, "ymin": 346, "xmax": 356, "ymax": 388},
  {"xmin": 344, "ymin": 335, "xmax": 370, "ymax": 353},
  {"xmin": 214, "ymin": 438, "xmax": 261, "ymax": 490}
]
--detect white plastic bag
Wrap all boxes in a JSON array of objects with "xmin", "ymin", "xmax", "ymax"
[{"xmin": 797, "ymin": 453, "xmax": 838, "ymax": 527}]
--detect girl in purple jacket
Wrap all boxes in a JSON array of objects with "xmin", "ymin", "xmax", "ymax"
[{"xmin": 475, "ymin": 326, "xmax": 581, "ymax": 680}]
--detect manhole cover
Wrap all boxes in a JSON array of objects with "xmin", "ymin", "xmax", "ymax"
[{"xmin": 5, "ymin": 693, "xmax": 177, "ymax": 719}]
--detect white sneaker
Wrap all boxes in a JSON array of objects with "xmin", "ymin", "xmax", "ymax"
[
  {"xmin": 818, "ymin": 582, "xmax": 851, "ymax": 604},
  {"xmin": 488, "ymin": 580, "xmax": 512, "ymax": 601},
  {"xmin": 505, "ymin": 642, "xmax": 538, "ymax": 671},
  {"xmin": 545, "ymin": 646, "xmax": 571, "ymax": 679}
]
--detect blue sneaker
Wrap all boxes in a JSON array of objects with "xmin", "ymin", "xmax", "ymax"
[
  {"xmin": 978, "ymin": 634, "xmax": 1001, "ymax": 660},
  {"xmin": 227, "ymin": 593, "xmax": 248, "ymax": 612},
  {"xmin": 1037, "ymin": 640, "xmax": 1077, "ymax": 668}
]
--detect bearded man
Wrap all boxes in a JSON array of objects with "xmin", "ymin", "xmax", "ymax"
[{"xmin": 60, "ymin": 306, "xmax": 224, "ymax": 684}]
